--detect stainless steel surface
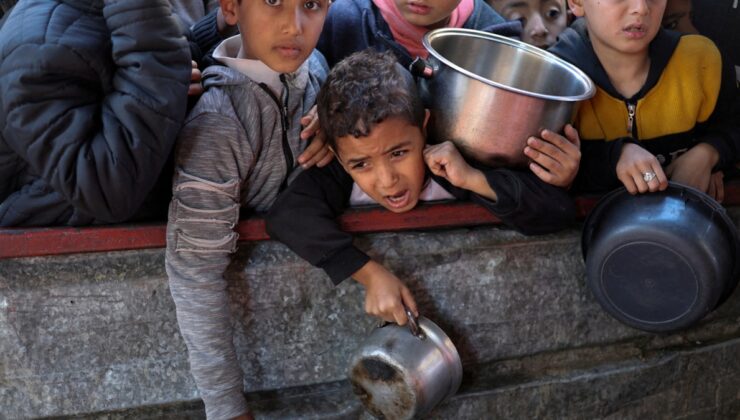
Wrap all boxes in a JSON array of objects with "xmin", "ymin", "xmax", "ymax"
[
  {"xmin": 348, "ymin": 316, "xmax": 463, "ymax": 419},
  {"xmin": 420, "ymin": 28, "xmax": 595, "ymax": 167}
]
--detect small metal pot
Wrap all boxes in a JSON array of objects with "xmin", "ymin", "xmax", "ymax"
[
  {"xmin": 348, "ymin": 309, "xmax": 462, "ymax": 419},
  {"xmin": 414, "ymin": 28, "xmax": 595, "ymax": 167}
]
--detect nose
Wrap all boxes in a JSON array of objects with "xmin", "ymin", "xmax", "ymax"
[
  {"xmin": 629, "ymin": 0, "xmax": 650, "ymax": 15},
  {"xmin": 527, "ymin": 13, "xmax": 549, "ymax": 40},
  {"xmin": 376, "ymin": 161, "xmax": 399, "ymax": 189},
  {"xmin": 282, "ymin": 7, "xmax": 304, "ymax": 35}
]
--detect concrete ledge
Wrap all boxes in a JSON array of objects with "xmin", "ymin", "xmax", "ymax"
[{"xmin": 2, "ymin": 213, "xmax": 739, "ymax": 418}]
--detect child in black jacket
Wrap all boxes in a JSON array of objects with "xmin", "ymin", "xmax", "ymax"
[{"xmin": 266, "ymin": 50, "xmax": 578, "ymax": 325}]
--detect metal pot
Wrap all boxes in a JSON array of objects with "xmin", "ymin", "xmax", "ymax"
[
  {"xmin": 415, "ymin": 28, "xmax": 595, "ymax": 167},
  {"xmin": 582, "ymin": 183, "xmax": 740, "ymax": 332},
  {"xmin": 348, "ymin": 309, "xmax": 462, "ymax": 419}
]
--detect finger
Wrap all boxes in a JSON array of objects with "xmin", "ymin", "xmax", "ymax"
[
  {"xmin": 188, "ymin": 83, "xmax": 204, "ymax": 97},
  {"xmin": 563, "ymin": 124, "xmax": 581, "ymax": 148},
  {"xmin": 191, "ymin": 68, "xmax": 202, "ymax": 82},
  {"xmin": 652, "ymin": 163, "xmax": 669, "ymax": 191},
  {"xmin": 392, "ymin": 303, "xmax": 407, "ymax": 326},
  {"xmin": 619, "ymin": 172, "xmax": 638, "ymax": 195},
  {"xmin": 316, "ymin": 149, "xmax": 335, "ymax": 167},
  {"xmin": 708, "ymin": 176, "xmax": 717, "ymax": 199},
  {"xmin": 716, "ymin": 177, "xmax": 725, "ymax": 203},
  {"xmin": 633, "ymin": 170, "xmax": 650, "ymax": 193},
  {"xmin": 528, "ymin": 136, "xmax": 565, "ymax": 161},
  {"xmin": 529, "ymin": 161, "xmax": 556, "ymax": 185},
  {"xmin": 525, "ymin": 143, "xmax": 562, "ymax": 173},
  {"xmin": 400, "ymin": 287, "xmax": 419, "ymax": 317},
  {"xmin": 298, "ymin": 142, "xmax": 327, "ymax": 167},
  {"xmin": 191, "ymin": 60, "xmax": 198, "ymax": 69},
  {"xmin": 300, "ymin": 119, "xmax": 320, "ymax": 140},
  {"xmin": 303, "ymin": 146, "xmax": 332, "ymax": 169}
]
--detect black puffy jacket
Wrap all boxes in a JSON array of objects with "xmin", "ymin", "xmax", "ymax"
[{"xmin": 0, "ymin": 0, "xmax": 190, "ymax": 226}]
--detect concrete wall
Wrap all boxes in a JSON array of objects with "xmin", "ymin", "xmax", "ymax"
[{"xmin": 2, "ymin": 214, "xmax": 740, "ymax": 419}]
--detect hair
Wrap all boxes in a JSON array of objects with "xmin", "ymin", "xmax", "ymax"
[{"xmin": 317, "ymin": 49, "xmax": 426, "ymax": 151}]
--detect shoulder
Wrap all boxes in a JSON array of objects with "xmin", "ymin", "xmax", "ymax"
[
  {"xmin": 326, "ymin": 0, "xmax": 371, "ymax": 22},
  {"xmin": 674, "ymin": 34, "xmax": 721, "ymax": 62}
]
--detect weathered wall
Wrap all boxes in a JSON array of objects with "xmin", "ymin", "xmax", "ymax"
[{"xmin": 1, "ymin": 215, "xmax": 739, "ymax": 419}]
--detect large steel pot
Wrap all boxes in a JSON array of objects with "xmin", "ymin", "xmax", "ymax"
[
  {"xmin": 348, "ymin": 309, "xmax": 462, "ymax": 419},
  {"xmin": 416, "ymin": 28, "xmax": 595, "ymax": 167}
]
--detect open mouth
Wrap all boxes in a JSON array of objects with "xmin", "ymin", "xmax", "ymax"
[
  {"xmin": 276, "ymin": 45, "xmax": 302, "ymax": 59},
  {"xmin": 623, "ymin": 23, "xmax": 647, "ymax": 38},
  {"xmin": 383, "ymin": 190, "xmax": 411, "ymax": 210}
]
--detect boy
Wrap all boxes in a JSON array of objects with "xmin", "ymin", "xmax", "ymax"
[
  {"xmin": 317, "ymin": 0, "xmax": 520, "ymax": 68},
  {"xmin": 0, "ymin": 0, "xmax": 191, "ymax": 226},
  {"xmin": 266, "ymin": 50, "xmax": 579, "ymax": 326},
  {"xmin": 165, "ymin": 0, "xmax": 330, "ymax": 418},
  {"xmin": 550, "ymin": 0, "xmax": 739, "ymax": 200},
  {"xmin": 488, "ymin": 0, "xmax": 568, "ymax": 49}
]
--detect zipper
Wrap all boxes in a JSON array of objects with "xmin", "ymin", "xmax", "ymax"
[
  {"xmin": 626, "ymin": 102, "xmax": 638, "ymax": 139},
  {"xmin": 257, "ymin": 78, "xmax": 295, "ymax": 188}
]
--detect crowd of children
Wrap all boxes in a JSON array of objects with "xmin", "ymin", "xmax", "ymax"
[{"xmin": 0, "ymin": 0, "xmax": 738, "ymax": 418}]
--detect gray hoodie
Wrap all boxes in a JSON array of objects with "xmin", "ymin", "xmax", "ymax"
[{"xmin": 165, "ymin": 51, "xmax": 328, "ymax": 419}]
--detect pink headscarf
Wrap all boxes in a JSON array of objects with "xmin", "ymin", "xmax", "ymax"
[{"xmin": 372, "ymin": 0, "xmax": 475, "ymax": 59}]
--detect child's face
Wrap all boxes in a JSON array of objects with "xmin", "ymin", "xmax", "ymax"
[
  {"xmin": 220, "ymin": 0, "xmax": 329, "ymax": 73},
  {"xmin": 569, "ymin": 0, "xmax": 666, "ymax": 56},
  {"xmin": 492, "ymin": 0, "xmax": 567, "ymax": 49},
  {"xmin": 334, "ymin": 116, "xmax": 428, "ymax": 213},
  {"xmin": 394, "ymin": 0, "xmax": 463, "ymax": 29},
  {"xmin": 662, "ymin": 0, "xmax": 698, "ymax": 33}
]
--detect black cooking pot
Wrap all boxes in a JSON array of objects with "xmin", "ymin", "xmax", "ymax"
[{"xmin": 582, "ymin": 183, "xmax": 740, "ymax": 333}]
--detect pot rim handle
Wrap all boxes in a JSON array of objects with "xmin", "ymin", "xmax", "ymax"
[{"xmin": 405, "ymin": 306, "xmax": 426, "ymax": 340}]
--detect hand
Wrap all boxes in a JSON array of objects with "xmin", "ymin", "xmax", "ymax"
[
  {"xmin": 424, "ymin": 141, "xmax": 497, "ymax": 200},
  {"xmin": 352, "ymin": 260, "xmax": 418, "ymax": 325},
  {"xmin": 188, "ymin": 60, "xmax": 204, "ymax": 97},
  {"xmin": 523, "ymin": 124, "xmax": 581, "ymax": 188},
  {"xmin": 297, "ymin": 105, "xmax": 333, "ymax": 168},
  {"xmin": 666, "ymin": 143, "xmax": 720, "ymax": 194},
  {"xmin": 707, "ymin": 171, "xmax": 725, "ymax": 203},
  {"xmin": 616, "ymin": 143, "xmax": 668, "ymax": 194}
]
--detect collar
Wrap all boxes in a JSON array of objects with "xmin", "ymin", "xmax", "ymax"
[{"xmin": 213, "ymin": 35, "xmax": 284, "ymax": 97}]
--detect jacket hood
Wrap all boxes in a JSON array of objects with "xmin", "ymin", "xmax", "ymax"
[{"xmin": 550, "ymin": 18, "xmax": 682, "ymax": 100}]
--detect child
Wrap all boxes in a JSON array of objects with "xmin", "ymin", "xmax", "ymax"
[
  {"xmin": 488, "ymin": 0, "xmax": 568, "ymax": 49},
  {"xmin": 549, "ymin": 0, "xmax": 739, "ymax": 200},
  {"xmin": 266, "ymin": 50, "xmax": 579, "ymax": 326},
  {"xmin": 164, "ymin": 0, "xmax": 330, "ymax": 418},
  {"xmin": 317, "ymin": 0, "xmax": 521, "ymax": 68},
  {"xmin": 0, "ymin": 0, "xmax": 191, "ymax": 226}
]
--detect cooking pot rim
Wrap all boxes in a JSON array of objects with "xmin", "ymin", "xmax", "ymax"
[
  {"xmin": 422, "ymin": 28, "xmax": 596, "ymax": 102},
  {"xmin": 581, "ymin": 182, "xmax": 740, "ymax": 281}
]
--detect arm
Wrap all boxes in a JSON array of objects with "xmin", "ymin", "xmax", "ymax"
[
  {"xmin": 266, "ymin": 161, "xmax": 369, "ymax": 284},
  {"xmin": 165, "ymin": 113, "xmax": 252, "ymax": 420},
  {"xmin": 424, "ymin": 141, "xmax": 575, "ymax": 235},
  {"xmin": 265, "ymin": 161, "xmax": 417, "ymax": 324},
  {"xmin": 0, "ymin": 0, "xmax": 190, "ymax": 223}
]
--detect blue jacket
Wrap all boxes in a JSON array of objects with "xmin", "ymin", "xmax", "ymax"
[
  {"xmin": 317, "ymin": 0, "xmax": 511, "ymax": 68},
  {"xmin": 0, "ymin": 0, "xmax": 191, "ymax": 226}
]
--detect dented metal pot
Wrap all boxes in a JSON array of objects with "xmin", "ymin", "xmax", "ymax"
[{"xmin": 348, "ymin": 309, "xmax": 462, "ymax": 419}]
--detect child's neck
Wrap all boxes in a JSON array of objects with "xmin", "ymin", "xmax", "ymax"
[{"xmin": 592, "ymin": 44, "xmax": 651, "ymax": 99}]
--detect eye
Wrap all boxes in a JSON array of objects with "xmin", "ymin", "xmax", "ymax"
[
  {"xmin": 304, "ymin": 0, "xmax": 321, "ymax": 10},
  {"xmin": 663, "ymin": 19, "xmax": 678, "ymax": 30},
  {"xmin": 350, "ymin": 161, "xmax": 368, "ymax": 170},
  {"xmin": 265, "ymin": 0, "xmax": 281, "ymax": 6},
  {"xmin": 546, "ymin": 7, "xmax": 561, "ymax": 20},
  {"xmin": 390, "ymin": 149, "xmax": 408, "ymax": 158}
]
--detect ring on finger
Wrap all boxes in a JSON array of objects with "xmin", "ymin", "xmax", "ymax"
[{"xmin": 643, "ymin": 171, "xmax": 657, "ymax": 182}]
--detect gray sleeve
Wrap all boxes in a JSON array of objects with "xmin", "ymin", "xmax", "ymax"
[{"xmin": 165, "ymin": 112, "xmax": 252, "ymax": 420}]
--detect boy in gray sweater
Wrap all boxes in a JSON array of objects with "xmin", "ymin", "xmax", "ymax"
[{"xmin": 165, "ymin": 0, "xmax": 331, "ymax": 418}]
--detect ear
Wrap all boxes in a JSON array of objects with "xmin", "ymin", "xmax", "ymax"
[
  {"xmin": 219, "ymin": 0, "xmax": 240, "ymax": 27},
  {"xmin": 567, "ymin": 0, "xmax": 585, "ymax": 17},
  {"xmin": 422, "ymin": 109, "xmax": 431, "ymax": 136}
]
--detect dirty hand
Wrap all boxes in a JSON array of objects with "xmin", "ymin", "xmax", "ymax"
[
  {"xmin": 298, "ymin": 105, "xmax": 333, "ymax": 168},
  {"xmin": 523, "ymin": 124, "xmax": 581, "ymax": 188},
  {"xmin": 424, "ymin": 141, "xmax": 497, "ymax": 200},
  {"xmin": 666, "ymin": 143, "xmax": 720, "ymax": 195},
  {"xmin": 188, "ymin": 60, "xmax": 203, "ymax": 97},
  {"xmin": 352, "ymin": 260, "xmax": 418, "ymax": 325},
  {"xmin": 616, "ymin": 143, "xmax": 668, "ymax": 194}
]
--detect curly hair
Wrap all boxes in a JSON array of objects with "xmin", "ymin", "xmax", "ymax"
[{"xmin": 317, "ymin": 49, "xmax": 425, "ymax": 151}]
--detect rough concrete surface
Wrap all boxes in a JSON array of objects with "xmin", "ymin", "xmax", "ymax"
[{"xmin": 1, "ymin": 220, "xmax": 739, "ymax": 419}]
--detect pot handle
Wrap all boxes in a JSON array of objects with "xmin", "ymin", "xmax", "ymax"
[
  {"xmin": 405, "ymin": 306, "xmax": 426, "ymax": 340},
  {"xmin": 408, "ymin": 57, "xmax": 434, "ymax": 79}
]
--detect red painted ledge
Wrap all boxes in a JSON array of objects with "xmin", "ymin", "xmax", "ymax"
[{"xmin": 1, "ymin": 183, "xmax": 739, "ymax": 259}]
